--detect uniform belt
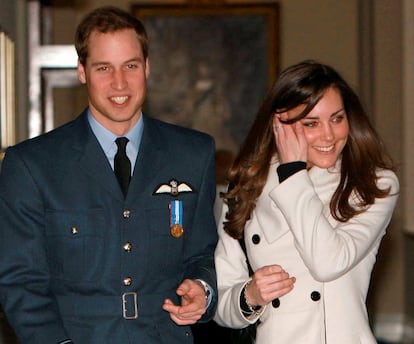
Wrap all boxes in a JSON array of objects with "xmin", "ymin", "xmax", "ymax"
[{"xmin": 56, "ymin": 292, "xmax": 164, "ymax": 319}]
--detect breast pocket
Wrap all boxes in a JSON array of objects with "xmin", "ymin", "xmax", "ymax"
[
  {"xmin": 146, "ymin": 200, "xmax": 196, "ymax": 273},
  {"xmin": 45, "ymin": 209, "xmax": 105, "ymax": 282}
]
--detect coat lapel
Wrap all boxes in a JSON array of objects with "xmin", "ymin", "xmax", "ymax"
[
  {"xmin": 69, "ymin": 113, "xmax": 167, "ymax": 203},
  {"xmin": 71, "ymin": 111, "xmax": 125, "ymax": 201},
  {"xmin": 127, "ymin": 116, "xmax": 166, "ymax": 203}
]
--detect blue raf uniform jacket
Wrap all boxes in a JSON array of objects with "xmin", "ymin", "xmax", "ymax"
[{"xmin": 0, "ymin": 110, "xmax": 218, "ymax": 344}]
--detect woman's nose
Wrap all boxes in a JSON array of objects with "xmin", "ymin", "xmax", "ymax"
[{"xmin": 322, "ymin": 124, "xmax": 334, "ymax": 141}]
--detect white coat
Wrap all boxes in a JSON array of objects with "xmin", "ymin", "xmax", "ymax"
[{"xmin": 214, "ymin": 161, "xmax": 399, "ymax": 344}]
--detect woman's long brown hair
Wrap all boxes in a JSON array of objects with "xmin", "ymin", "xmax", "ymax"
[{"xmin": 223, "ymin": 60, "xmax": 395, "ymax": 240}]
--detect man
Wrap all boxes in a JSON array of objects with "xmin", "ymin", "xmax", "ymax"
[{"xmin": 0, "ymin": 6, "xmax": 217, "ymax": 344}]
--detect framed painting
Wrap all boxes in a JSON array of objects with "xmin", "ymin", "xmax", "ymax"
[{"xmin": 132, "ymin": 3, "xmax": 279, "ymax": 155}]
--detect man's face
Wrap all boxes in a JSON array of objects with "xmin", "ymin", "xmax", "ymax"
[{"xmin": 78, "ymin": 29, "xmax": 150, "ymax": 135}]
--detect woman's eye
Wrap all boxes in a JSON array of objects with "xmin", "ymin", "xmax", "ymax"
[
  {"xmin": 332, "ymin": 115, "xmax": 345, "ymax": 123},
  {"xmin": 303, "ymin": 121, "xmax": 318, "ymax": 128}
]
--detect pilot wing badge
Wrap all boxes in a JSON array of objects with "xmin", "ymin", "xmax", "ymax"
[{"xmin": 153, "ymin": 179, "xmax": 195, "ymax": 197}]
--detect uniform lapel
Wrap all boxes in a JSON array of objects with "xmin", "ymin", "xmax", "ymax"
[
  {"xmin": 127, "ymin": 116, "xmax": 166, "ymax": 203},
  {"xmin": 72, "ymin": 111, "xmax": 125, "ymax": 201}
]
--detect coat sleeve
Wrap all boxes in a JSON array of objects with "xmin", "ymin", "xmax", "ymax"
[
  {"xmin": 213, "ymin": 203, "xmax": 260, "ymax": 328},
  {"xmin": 0, "ymin": 147, "xmax": 70, "ymax": 343},
  {"xmin": 269, "ymin": 168, "xmax": 399, "ymax": 281},
  {"xmin": 181, "ymin": 137, "xmax": 219, "ymax": 322}
]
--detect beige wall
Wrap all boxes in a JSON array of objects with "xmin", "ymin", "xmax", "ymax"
[
  {"xmin": 370, "ymin": 0, "xmax": 404, "ymax": 320},
  {"xmin": 72, "ymin": 0, "xmax": 359, "ymax": 84}
]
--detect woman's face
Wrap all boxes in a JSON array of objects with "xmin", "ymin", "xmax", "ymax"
[{"xmin": 297, "ymin": 87, "xmax": 349, "ymax": 169}]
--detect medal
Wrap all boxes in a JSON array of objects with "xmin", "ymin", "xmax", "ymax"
[
  {"xmin": 170, "ymin": 200, "xmax": 184, "ymax": 238},
  {"xmin": 171, "ymin": 223, "xmax": 184, "ymax": 238}
]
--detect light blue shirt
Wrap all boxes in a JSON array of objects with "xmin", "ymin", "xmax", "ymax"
[{"xmin": 87, "ymin": 110, "xmax": 144, "ymax": 175}]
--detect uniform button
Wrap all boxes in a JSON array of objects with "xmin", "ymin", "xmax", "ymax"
[
  {"xmin": 123, "ymin": 209, "xmax": 131, "ymax": 218},
  {"xmin": 272, "ymin": 298, "xmax": 280, "ymax": 308},
  {"xmin": 252, "ymin": 234, "xmax": 260, "ymax": 245},
  {"xmin": 185, "ymin": 331, "xmax": 191, "ymax": 337},
  {"xmin": 123, "ymin": 277, "xmax": 132, "ymax": 286},
  {"xmin": 123, "ymin": 242, "xmax": 133, "ymax": 252},
  {"xmin": 71, "ymin": 226, "xmax": 78, "ymax": 234},
  {"xmin": 310, "ymin": 291, "xmax": 321, "ymax": 301}
]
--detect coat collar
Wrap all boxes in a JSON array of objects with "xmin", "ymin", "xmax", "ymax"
[
  {"xmin": 127, "ymin": 115, "xmax": 166, "ymax": 204},
  {"xmin": 253, "ymin": 160, "xmax": 341, "ymax": 244},
  {"xmin": 70, "ymin": 110, "xmax": 167, "ymax": 203},
  {"xmin": 69, "ymin": 110, "xmax": 124, "ymax": 201}
]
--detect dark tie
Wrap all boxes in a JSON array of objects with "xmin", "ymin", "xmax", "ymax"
[{"xmin": 114, "ymin": 137, "xmax": 131, "ymax": 197}]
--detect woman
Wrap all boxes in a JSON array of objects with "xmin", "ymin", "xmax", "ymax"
[{"xmin": 214, "ymin": 60, "xmax": 399, "ymax": 343}]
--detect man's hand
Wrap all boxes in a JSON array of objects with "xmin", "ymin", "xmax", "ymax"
[{"xmin": 162, "ymin": 279, "xmax": 207, "ymax": 325}]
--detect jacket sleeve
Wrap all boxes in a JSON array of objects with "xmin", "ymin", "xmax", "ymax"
[
  {"xmin": 0, "ymin": 147, "xmax": 71, "ymax": 343},
  {"xmin": 213, "ymin": 203, "xmax": 260, "ymax": 328},
  {"xmin": 181, "ymin": 137, "xmax": 218, "ymax": 322},
  {"xmin": 269, "ymin": 168, "xmax": 399, "ymax": 281}
]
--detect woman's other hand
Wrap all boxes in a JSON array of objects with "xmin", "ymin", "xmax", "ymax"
[{"xmin": 245, "ymin": 264, "xmax": 296, "ymax": 307}]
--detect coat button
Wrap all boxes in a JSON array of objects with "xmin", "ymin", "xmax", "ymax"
[
  {"xmin": 272, "ymin": 298, "xmax": 280, "ymax": 308},
  {"xmin": 123, "ymin": 277, "xmax": 132, "ymax": 286},
  {"xmin": 123, "ymin": 209, "xmax": 131, "ymax": 218},
  {"xmin": 252, "ymin": 234, "xmax": 260, "ymax": 245},
  {"xmin": 71, "ymin": 226, "xmax": 78, "ymax": 234},
  {"xmin": 310, "ymin": 291, "xmax": 321, "ymax": 301},
  {"xmin": 123, "ymin": 242, "xmax": 132, "ymax": 252}
]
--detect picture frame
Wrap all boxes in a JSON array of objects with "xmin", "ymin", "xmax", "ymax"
[
  {"xmin": 0, "ymin": 30, "xmax": 16, "ymax": 158},
  {"xmin": 132, "ymin": 3, "xmax": 279, "ymax": 154}
]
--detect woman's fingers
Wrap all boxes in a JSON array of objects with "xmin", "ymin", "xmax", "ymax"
[{"xmin": 249, "ymin": 265, "xmax": 296, "ymax": 305}]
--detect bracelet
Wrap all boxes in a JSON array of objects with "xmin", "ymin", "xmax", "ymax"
[
  {"xmin": 244, "ymin": 280, "xmax": 262, "ymax": 312},
  {"xmin": 240, "ymin": 280, "xmax": 263, "ymax": 317}
]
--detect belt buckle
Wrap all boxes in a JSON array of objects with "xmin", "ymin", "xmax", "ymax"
[{"xmin": 122, "ymin": 292, "xmax": 138, "ymax": 319}]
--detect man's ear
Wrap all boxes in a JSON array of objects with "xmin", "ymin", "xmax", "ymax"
[
  {"xmin": 78, "ymin": 60, "xmax": 86, "ymax": 84},
  {"xmin": 145, "ymin": 58, "xmax": 150, "ymax": 79}
]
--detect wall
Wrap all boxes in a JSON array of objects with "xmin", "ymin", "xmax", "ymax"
[
  {"xmin": 72, "ymin": 0, "xmax": 359, "ymax": 85},
  {"xmin": 0, "ymin": 0, "xmax": 16, "ymax": 39},
  {"xmin": 368, "ymin": 2, "xmax": 406, "ymax": 341},
  {"xmin": 0, "ymin": 0, "xmax": 28, "ymax": 143},
  {"xmin": 402, "ymin": 0, "xmax": 414, "ymax": 340}
]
